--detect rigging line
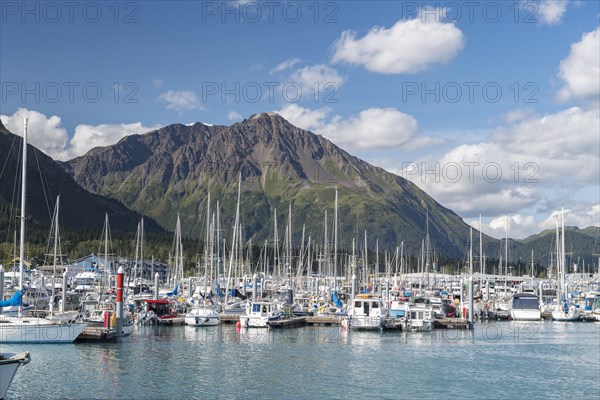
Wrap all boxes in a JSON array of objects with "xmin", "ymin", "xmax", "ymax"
[
  {"xmin": 6, "ymin": 138, "xmax": 22, "ymax": 243},
  {"xmin": 0, "ymin": 134, "xmax": 18, "ymax": 180},
  {"xmin": 32, "ymin": 146, "xmax": 53, "ymax": 221}
]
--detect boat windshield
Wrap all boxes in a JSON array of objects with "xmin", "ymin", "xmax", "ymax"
[{"xmin": 512, "ymin": 297, "xmax": 538, "ymax": 309}]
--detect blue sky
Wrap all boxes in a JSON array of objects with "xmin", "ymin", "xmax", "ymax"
[{"xmin": 1, "ymin": 0, "xmax": 599, "ymax": 238}]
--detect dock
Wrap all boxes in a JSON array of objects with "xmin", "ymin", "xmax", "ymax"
[
  {"xmin": 218, "ymin": 314, "xmax": 240, "ymax": 324},
  {"xmin": 267, "ymin": 317, "xmax": 306, "ymax": 329},
  {"xmin": 76, "ymin": 326, "xmax": 119, "ymax": 342},
  {"xmin": 305, "ymin": 315, "xmax": 342, "ymax": 326},
  {"xmin": 433, "ymin": 318, "xmax": 469, "ymax": 330}
]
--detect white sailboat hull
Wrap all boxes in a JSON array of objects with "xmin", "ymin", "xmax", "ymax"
[
  {"xmin": 185, "ymin": 309, "xmax": 219, "ymax": 326},
  {"xmin": 552, "ymin": 309, "xmax": 581, "ymax": 322},
  {"xmin": 0, "ymin": 317, "xmax": 86, "ymax": 343},
  {"xmin": 0, "ymin": 352, "xmax": 30, "ymax": 399},
  {"xmin": 510, "ymin": 309, "xmax": 541, "ymax": 321}
]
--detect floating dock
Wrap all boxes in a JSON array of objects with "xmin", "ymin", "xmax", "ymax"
[
  {"xmin": 218, "ymin": 314, "xmax": 240, "ymax": 324},
  {"xmin": 76, "ymin": 326, "xmax": 119, "ymax": 342},
  {"xmin": 305, "ymin": 315, "xmax": 342, "ymax": 326},
  {"xmin": 268, "ymin": 317, "xmax": 306, "ymax": 329},
  {"xmin": 433, "ymin": 318, "xmax": 469, "ymax": 330}
]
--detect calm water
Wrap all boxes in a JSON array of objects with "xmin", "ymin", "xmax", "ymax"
[{"xmin": 4, "ymin": 321, "xmax": 599, "ymax": 399}]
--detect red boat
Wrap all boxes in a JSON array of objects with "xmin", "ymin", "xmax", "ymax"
[{"xmin": 138, "ymin": 299, "xmax": 184, "ymax": 325}]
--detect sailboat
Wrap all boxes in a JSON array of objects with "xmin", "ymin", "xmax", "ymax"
[
  {"xmin": 0, "ymin": 118, "xmax": 86, "ymax": 343},
  {"xmin": 551, "ymin": 209, "xmax": 581, "ymax": 322},
  {"xmin": 185, "ymin": 193, "xmax": 219, "ymax": 327}
]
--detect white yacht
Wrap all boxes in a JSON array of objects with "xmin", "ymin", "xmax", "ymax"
[
  {"xmin": 510, "ymin": 293, "xmax": 541, "ymax": 321},
  {"xmin": 185, "ymin": 306, "xmax": 219, "ymax": 326},
  {"xmin": 239, "ymin": 300, "xmax": 281, "ymax": 328},
  {"xmin": 405, "ymin": 298, "xmax": 435, "ymax": 332},
  {"xmin": 342, "ymin": 294, "xmax": 387, "ymax": 330}
]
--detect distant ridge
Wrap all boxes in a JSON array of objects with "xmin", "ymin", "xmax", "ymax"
[{"xmin": 0, "ymin": 119, "xmax": 164, "ymax": 236}]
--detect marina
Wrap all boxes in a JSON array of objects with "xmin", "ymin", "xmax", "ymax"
[
  {"xmin": 3, "ymin": 322, "xmax": 599, "ymax": 399},
  {"xmin": 2, "ymin": 2, "xmax": 600, "ymax": 399}
]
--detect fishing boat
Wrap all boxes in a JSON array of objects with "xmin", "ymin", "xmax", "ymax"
[
  {"xmin": 137, "ymin": 299, "xmax": 184, "ymax": 325},
  {"xmin": 342, "ymin": 294, "xmax": 387, "ymax": 330},
  {"xmin": 239, "ymin": 300, "xmax": 281, "ymax": 328},
  {"xmin": 83, "ymin": 303, "xmax": 135, "ymax": 335},
  {"xmin": 509, "ymin": 293, "xmax": 541, "ymax": 321},
  {"xmin": 405, "ymin": 297, "xmax": 435, "ymax": 332},
  {"xmin": 0, "ymin": 352, "xmax": 30, "ymax": 399}
]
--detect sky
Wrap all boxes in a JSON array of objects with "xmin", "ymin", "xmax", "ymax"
[{"xmin": 1, "ymin": 0, "xmax": 599, "ymax": 239}]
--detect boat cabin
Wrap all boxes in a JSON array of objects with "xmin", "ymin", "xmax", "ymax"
[
  {"xmin": 351, "ymin": 295, "xmax": 384, "ymax": 317},
  {"xmin": 143, "ymin": 299, "xmax": 178, "ymax": 319}
]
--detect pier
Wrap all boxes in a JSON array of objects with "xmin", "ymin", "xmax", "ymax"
[
  {"xmin": 75, "ymin": 326, "xmax": 119, "ymax": 342},
  {"xmin": 305, "ymin": 315, "xmax": 342, "ymax": 326},
  {"xmin": 433, "ymin": 318, "xmax": 470, "ymax": 329},
  {"xmin": 267, "ymin": 317, "xmax": 306, "ymax": 329},
  {"xmin": 218, "ymin": 314, "xmax": 240, "ymax": 324}
]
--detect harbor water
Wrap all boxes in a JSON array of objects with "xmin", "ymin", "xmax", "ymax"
[{"xmin": 4, "ymin": 321, "xmax": 599, "ymax": 399}]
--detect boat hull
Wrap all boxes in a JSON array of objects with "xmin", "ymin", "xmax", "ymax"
[
  {"xmin": 0, "ymin": 352, "xmax": 30, "ymax": 399},
  {"xmin": 185, "ymin": 310, "xmax": 219, "ymax": 326},
  {"xmin": 0, "ymin": 318, "xmax": 86, "ymax": 343},
  {"xmin": 552, "ymin": 310, "xmax": 581, "ymax": 322},
  {"xmin": 510, "ymin": 309, "xmax": 541, "ymax": 321},
  {"xmin": 343, "ymin": 316, "xmax": 384, "ymax": 330}
]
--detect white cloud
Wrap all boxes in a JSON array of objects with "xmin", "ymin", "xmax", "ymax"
[
  {"xmin": 489, "ymin": 214, "xmax": 538, "ymax": 239},
  {"xmin": 158, "ymin": 90, "xmax": 203, "ymax": 113},
  {"xmin": 332, "ymin": 10, "xmax": 465, "ymax": 74},
  {"xmin": 69, "ymin": 122, "xmax": 159, "ymax": 159},
  {"xmin": 277, "ymin": 104, "xmax": 331, "ymax": 132},
  {"xmin": 319, "ymin": 107, "xmax": 421, "ymax": 150},
  {"xmin": 270, "ymin": 58, "xmax": 301, "ymax": 74},
  {"xmin": 557, "ymin": 27, "xmax": 600, "ymax": 102},
  {"xmin": 278, "ymin": 104, "xmax": 438, "ymax": 151},
  {"xmin": 501, "ymin": 108, "xmax": 535, "ymax": 124},
  {"xmin": 538, "ymin": 0, "xmax": 569, "ymax": 25},
  {"xmin": 1, "ymin": 108, "xmax": 70, "ymax": 160},
  {"xmin": 0, "ymin": 108, "xmax": 158, "ymax": 160},
  {"xmin": 540, "ymin": 204, "xmax": 600, "ymax": 231},
  {"xmin": 466, "ymin": 204, "xmax": 600, "ymax": 240},
  {"xmin": 393, "ymin": 107, "xmax": 599, "ymax": 231},
  {"xmin": 227, "ymin": 111, "xmax": 243, "ymax": 121},
  {"xmin": 290, "ymin": 64, "xmax": 345, "ymax": 92}
]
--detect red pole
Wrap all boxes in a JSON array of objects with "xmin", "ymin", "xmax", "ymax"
[
  {"xmin": 116, "ymin": 266, "xmax": 124, "ymax": 339},
  {"xmin": 116, "ymin": 267, "xmax": 124, "ymax": 303}
]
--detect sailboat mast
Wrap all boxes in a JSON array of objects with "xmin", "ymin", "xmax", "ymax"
[
  {"xmin": 19, "ymin": 117, "xmax": 28, "ymax": 291},
  {"xmin": 469, "ymin": 226, "xmax": 473, "ymax": 325},
  {"xmin": 204, "ymin": 193, "xmax": 211, "ymax": 296},
  {"xmin": 50, "ymin": 195, "xmax": 60, "ymax": 314},
  {"xmin": 334, "ymin": 190, "xmax": 338, "ymax": 291},
  {"xmin": 479, "ymin": 214, "xmax": 483, "ymax": 278},
  {"xmin": 561, "ymin": 208, "xmax": 566, "ymax": 295},
  {"xmin": 104, "ymin": 213, "xmax": 109, "ymax": 286}
]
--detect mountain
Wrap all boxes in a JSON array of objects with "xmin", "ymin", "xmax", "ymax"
[
  {"xmin": 0, "ymin": 119, "xmax": 164, "ymax": 242},
  {"xmin": 517, "ymin": 226, "xmax": 599, "ymax": 270},
  {"xmin": 62, "ymin": 112, "xmax": 484, "ymax": 260}
]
